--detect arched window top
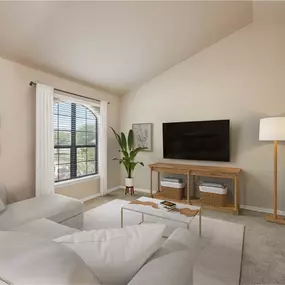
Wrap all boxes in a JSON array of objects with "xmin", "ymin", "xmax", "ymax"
[{"xmin": 53, "ymin": 101, "xmax": 98, "ymax": 182}]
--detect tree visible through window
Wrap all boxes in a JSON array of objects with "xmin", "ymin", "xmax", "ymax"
[{"xmin": 53, "ymin": 101, "xmax": 98, "ymax": 182}]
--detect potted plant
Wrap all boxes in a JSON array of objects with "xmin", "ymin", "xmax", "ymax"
[{"xmin": 111, "ymin": 127, "xmax": 147, "ymax": 192}]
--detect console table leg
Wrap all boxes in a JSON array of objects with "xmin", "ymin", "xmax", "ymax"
[
  {"xmin": 150, "ymin": 168, "xmax": 153, "ymax": 198},
  {"xmin": 234, "ymin": 175, "xmax": 239, "ymax": 215},
  {"xmin": 187, "ymin": 172, "xmax": 190, "ymax": 204},
  {"xmin": 193, "ymin": 175, "xmax": 196, "ymax": 198},
  {"xmin": 121, "ymin": 208, "xmax": 123, "ymax": 228},
  {"xmin": 199, "ymin": 208, "xmax": 202, "ymax": 237}
]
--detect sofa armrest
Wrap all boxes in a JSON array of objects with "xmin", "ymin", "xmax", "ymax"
[{"xmin": 0, "ymin": 183, "xmax": 7, "ymax": 205}]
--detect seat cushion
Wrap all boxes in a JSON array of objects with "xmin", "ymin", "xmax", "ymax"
[
  {"xmin": 128, "ymin": 250, "xmax": 194, "ymax": 285},
  {"xmin": 128, "ymin": 228, "xmax": 202, "ymax": 285},
  {"xmin": 10, "ymin": 218, "xmax": 80, "ymax": 239},
  {"xmin": 0, "ymin": 231, "xmax": 101, "ymax": 285},
  {"xmin": 0, "ymin": 194, "xmax": 83, "ymax": 230},
  {"xmin": 55, "ymin": 224, "xmax": 165, "ymax": 285}
]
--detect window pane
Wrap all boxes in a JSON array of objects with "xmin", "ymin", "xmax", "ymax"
[
  {"xmin": 57, "ymin": 163, "xmax": 70, "ymax": 180},
  {"xmin": 54, "ymin": 131, "xmax": 59, "ymax": 146},
  {"xmin": 54, "ymin": 115, "xmax": 58, "ymax": 129},
  {"xmin": 76, "ymin": 117, "xmax": 86, "ymax": 131},
  {"xmin": 77, "ymin": 147, "xmax": 87, "ymax": 162},
  {"xmin": 87, "ymin": 109, "xmax": 95, "ymax": 120},
  {"xmin": 87, "ymin": 161, "xmax": 95, "ymax": 174},
  {"xmin": 54, "ymin": 165, "xmax": 59, "ymax": 181},
  {"xmin": 58, "ymin": 148, "xmax": 70, "ymax": 164},
  {"xmin": 77, "ymin": 162, "xmax": 87, "ymax": 177},
  {"xmin": 76, "ymin": 132, "xmax": 87, "ymax": 145},
  {"xmin": 58, "ymin": 102, "xmax": 71, "ymax": 116},
  {"xmin": 86, "ymin": 120, "xmax": 96, "ymax": 132},
  {"xmin": 58, "ymin": 115, "xmax": 71, "ymax": 131},
  {"xmin": 58, "ymin": 131, "xmax": 71, "ymax": 146},
  {"xmin": 53, "ymin": 103, "xmax": 59, "ymax": 115},
  {"xmin": 54, "ymin": 149, "xmax": 59, "ymax": 164},
  {"xmin": 76, "ymin": 104, "xmax": 86, "ymax": 118},
  {"xmin": 87, "ymin": 147, "xmax": 95, "ymax": 161},
  {"xmin": 87, "ymin": 132, "xmax": 96, "ymax": 145}
]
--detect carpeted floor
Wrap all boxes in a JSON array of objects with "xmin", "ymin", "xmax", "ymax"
[{"xmin": 85, "ymin": 189, "xmax": 285, "ymax": 285}]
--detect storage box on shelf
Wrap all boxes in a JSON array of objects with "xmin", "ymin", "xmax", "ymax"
[
  {"xmin": 160, "ymin": 178, "xmax": 185, "ymax": 200},
  {"xmin": 199, "ymin": 183, "xmax": 227, "ymax": 207}
]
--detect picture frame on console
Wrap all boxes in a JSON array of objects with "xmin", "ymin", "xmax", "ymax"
[{"xmin": 132, "ymin": 123, "xmax": 153, "ymax": 151}]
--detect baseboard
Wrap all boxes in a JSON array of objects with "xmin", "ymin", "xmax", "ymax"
[
  {"xmin": 105, "ymin": 186, "xmax": 285, "ymax": 216},
  {"xmin": 81, "ymin": 193, "xmax": 101, "ymax": 202},
  {"xmin": 118, "ymin": 186, "xmax": 150, "ymax": 193},
  {"xmin": 240, "ymin": 205, "xmax": 285, "ymax": 216},
  {"xmin": 104, "ymin": 186, "xmax": 122, "ymax": 195}
]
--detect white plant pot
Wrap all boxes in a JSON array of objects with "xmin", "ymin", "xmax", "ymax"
[{"xmin": 125, "ymin": 178, "xmax": 134, "ymax": 187}]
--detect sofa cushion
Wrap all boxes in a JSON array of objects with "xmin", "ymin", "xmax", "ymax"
[
  {"xmin": 0, "ymin": 194, "xmax": 83, "ymax": 230},
  {"xmin": 0, "ymin": 201, "xmax": 5, "ymax": 214},
  {"xmin": 128, "ymin": 228, "xmax": 201, "ymax": 285},
  {"xmin": 11, "ymin": 218, "xmax": 80, "ymax": 239},
  {"xmin": 0, "ymin": 184, "xmax": 7, "ymax": 215},
  {"xmin": 0, "ymin": 231, "xmax": 101, "ymax": 285},
  {"xmin": 55, "ymin": 224, "xmax": 165, "ymax": 285},
  {"xmin": 128, "ymin": 250, "xmax": 194, "ymax": 285}
]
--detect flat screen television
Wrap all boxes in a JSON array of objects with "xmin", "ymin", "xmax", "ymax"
[{"xmin": 163, "ymin": 120, "xmax": 230, "ymax": 162}]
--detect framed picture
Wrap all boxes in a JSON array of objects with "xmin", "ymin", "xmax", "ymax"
[{"xmin": 132, "ymin": 123, "xmax": 153, "ymax": 151}]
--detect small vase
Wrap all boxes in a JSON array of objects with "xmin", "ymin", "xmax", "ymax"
[{"xmin": 125, "ymin": 178, "xmax": 134, "ymax": 187}]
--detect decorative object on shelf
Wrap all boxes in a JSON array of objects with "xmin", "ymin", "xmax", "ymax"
[
  {"xmin": 259, "ymin": 117, "xmax": 285, "ymax": 225},
  {"xmin": 111, "ymin": 127, "xmax": 147, "ymax": 195},
  {"xmin": 132, "ymin": 123, "xmax": 153, "ymax": 151}
]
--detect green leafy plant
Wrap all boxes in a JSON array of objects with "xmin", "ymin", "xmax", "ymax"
[{"xmin": 111, "ymin": 127, "xmax": 147, "ymax": 178}]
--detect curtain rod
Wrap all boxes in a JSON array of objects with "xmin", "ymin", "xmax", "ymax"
[{"xmin": 29, "ymin": 81, "xmax": 110, "ymax": 104}]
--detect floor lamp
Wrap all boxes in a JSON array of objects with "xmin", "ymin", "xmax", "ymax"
[{"xmin": 259, "ymin": 117, "xmax": 285, "ymax": 225}]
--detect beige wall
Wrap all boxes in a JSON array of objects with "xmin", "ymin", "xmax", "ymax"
[
  {"xmin": 0, "ymin": 57, "xmax": 121, "ymax": 203},
  {"xmin": 55, "ymin": 177, "xmax": 100, "ymax": 200},
  {"xmin": 120, "ymin": 22, "xmax": 285, "ymax": 211}
]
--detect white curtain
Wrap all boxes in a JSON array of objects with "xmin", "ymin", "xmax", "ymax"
[
  {"xmin": 99, "ymin": 101, "xmax": 108, "ymax": 195},
  {"xmin": 36, "ymin": 84, "xmax": 54, "ymax": 196}
]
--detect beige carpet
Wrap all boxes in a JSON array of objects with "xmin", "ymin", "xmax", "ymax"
[{"xmin": 84, "ymin": 199, "xmax": 245, "ymax": 285}]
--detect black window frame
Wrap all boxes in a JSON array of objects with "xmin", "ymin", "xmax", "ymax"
[{"xmin": 54, "ymin": 102, "xmax": 98, "ymax": 183}]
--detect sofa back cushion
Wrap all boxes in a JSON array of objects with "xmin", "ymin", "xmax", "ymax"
[
  {"xmin": 0, "ymin": 184, "xmax": 7, "ymax": 214},
  {"xmin": 55, "ymin": 224, "xmax": 165, "ymax": 285},
  {"xmin": 0, "ymin": 232, "xmax": 100, "ymax": 285}
]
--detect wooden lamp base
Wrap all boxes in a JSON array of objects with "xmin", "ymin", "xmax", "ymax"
[{"xmin": 266, "ymin": 214, "xmax": 285, "ymax": 225}]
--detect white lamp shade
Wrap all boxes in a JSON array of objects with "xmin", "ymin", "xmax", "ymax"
[{"xmin": 259, "ymin": 117, "xmax": 285, "ymax": 141}]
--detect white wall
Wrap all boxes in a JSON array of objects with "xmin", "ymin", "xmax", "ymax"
[
  {"xmin": 120, "ymin": 21, "xmax": 285, "ymax": 211},
  {"xmin": 0, "ymin": 57, "xmax": 121, "ymax": 202}
]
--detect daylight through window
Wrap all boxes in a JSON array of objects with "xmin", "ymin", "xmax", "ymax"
[{"xmin": 53, "ymin": 101, "xmax": 98, "ymax": 182}]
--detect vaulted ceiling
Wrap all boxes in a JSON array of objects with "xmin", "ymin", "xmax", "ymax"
[{"xmin": 0, "ymin": 1, "xmax": 252, "ymax": 95}]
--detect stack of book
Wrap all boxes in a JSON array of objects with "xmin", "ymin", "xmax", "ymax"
[{"xmin": 158, "ymin": 200, "xmax": 176, "ymax": 212}]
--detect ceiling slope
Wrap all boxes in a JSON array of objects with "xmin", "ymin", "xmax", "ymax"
[{"xmin": 0, "ymin": 1, "xmax": 252, "ymax": 95}]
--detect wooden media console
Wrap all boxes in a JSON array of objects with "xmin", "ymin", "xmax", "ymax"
[{"xmin": 149, "ymin": 162, "xmax": 241, "ymax": 214}]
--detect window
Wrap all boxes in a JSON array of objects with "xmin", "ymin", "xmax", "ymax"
[{"xmin": 53, "ymin": 101, "xmax": 98, "ymax": 182}]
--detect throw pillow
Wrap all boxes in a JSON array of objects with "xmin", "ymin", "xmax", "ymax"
[
  {"xmin": 128, "ymin": 250, "xmax": 195, "ymax": 285},
  {"xmin": 0, "ymin": 232, "xmax": 101, "ymax": 285},
  {"xmin": 55, "ymin": 224, "xmax": 165, "ymax": 285},
  {"xmin": 0, "ymin": 201, "xmax": 5, "ymax": 214}
]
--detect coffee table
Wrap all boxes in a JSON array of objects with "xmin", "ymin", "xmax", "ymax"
[{"xmin": 121, "ymin": 197, "xmax": 202, "ymax": 236}]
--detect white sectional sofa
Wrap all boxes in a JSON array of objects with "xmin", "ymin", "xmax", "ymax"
[{"xmin": 0, "ymin": 184, "xmax": 84, "ymax": 230}]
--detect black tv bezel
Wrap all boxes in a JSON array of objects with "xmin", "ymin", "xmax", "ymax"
[{"xmin": 162, "ymin": 119, "xmax": 230, "ymax": 162}]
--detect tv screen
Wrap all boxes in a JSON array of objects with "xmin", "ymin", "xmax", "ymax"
[{"xmin": 163, "ymin": 120, "xmax": 230, "ymax": 162}]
